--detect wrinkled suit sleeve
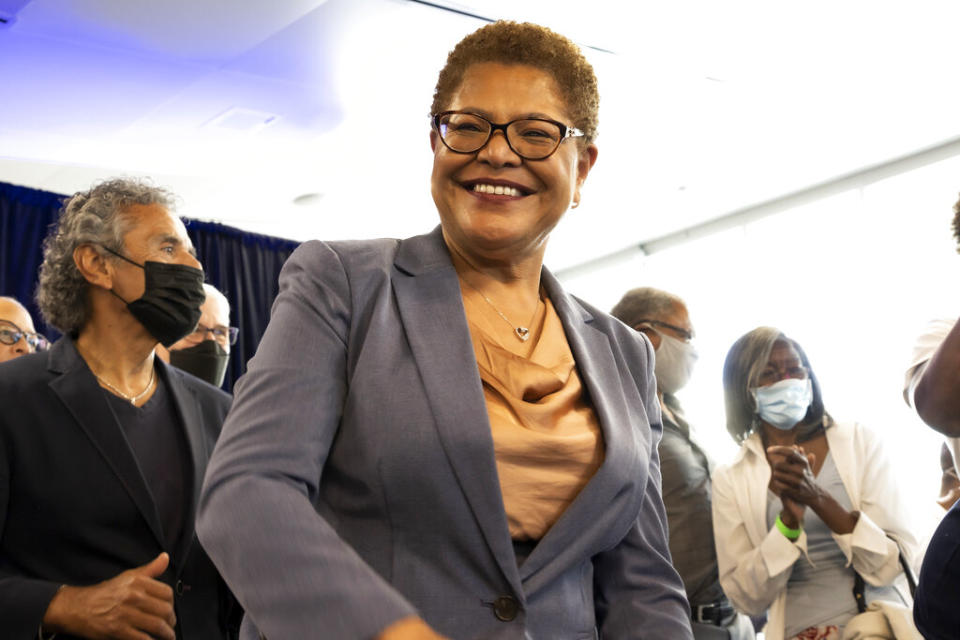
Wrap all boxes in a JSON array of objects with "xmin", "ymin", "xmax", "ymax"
[
  {"xmin": 196, "ymin": 241, "xmax": 416, "ymax": 639},
  {"xmin": 592, "ymin": 336, "xmax": 694, "ymax": 639}
]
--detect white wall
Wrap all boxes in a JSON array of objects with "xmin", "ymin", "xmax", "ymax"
[{"xmin": 559, "ymin": 152, "xmax": 960, "ymax": 549}]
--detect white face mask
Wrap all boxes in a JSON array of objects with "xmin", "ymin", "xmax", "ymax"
[
  {"xmin": 654, "ymin": 333, "xmax": 699, "ymax": 395},
  {"xmin": 751, "ymin": 377, "xmax": 813, "ymax": 431}
]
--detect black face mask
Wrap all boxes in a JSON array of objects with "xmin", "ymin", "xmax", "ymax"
[
  {"xmin": 103, "ymin": 247, "xmax": 206, "ymax": 347},
  {"xmin": 170, "ymin": 339, "xmax": 229, "ymax": 388}
]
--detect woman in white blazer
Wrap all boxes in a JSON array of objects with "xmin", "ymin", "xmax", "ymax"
[{"xmin": 711, "ymin": 327, "xmax": 917, "ymax": 640}]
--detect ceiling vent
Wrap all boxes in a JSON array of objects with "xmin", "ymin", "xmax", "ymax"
[{"xmin": 205, "ymin": 107, "xmax": 280, "ymax": 134}]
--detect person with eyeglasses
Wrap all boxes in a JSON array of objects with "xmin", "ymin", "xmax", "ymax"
[
  {"xmin": 0, "ymin": 178, "xmax": 240, "ymax": 639},
  {"xmin": 158, "ymin": 283, "xmax": 236, "ymax": 388},
  {"xmin": 0, "ymin": 296, "xmax": 48, "ymax": 363},
  {"xmin": 611, "ymin": 288, "xmax": 755, "ymax": 640},
  {"xmin": 711, "ymin": 327, "xmax": 919, "ymax": 640},
  {"xmin": 197, "ymin": 20, "xmax": 692, "ymax": 640}
]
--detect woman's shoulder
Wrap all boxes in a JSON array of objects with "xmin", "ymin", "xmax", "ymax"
[
  {"xmin": 291, "ymin": 226, "xmax": 450, "ymax": 278},
  {"xmin": 713, "ymin": 434, "xmax": 763, "ymax": 480},
  {"xmin": 571, "ymin": 293, "xmax": 650, "ymax": 352},
  {"xmin": 272, "ymin": 238, "xmax": 407, "ymax": 318},
  {"xmin": 825, "ymin": 420, "xmax": 888, "ymax": 467},
  {"xmin": 827, "ymin": 420, "xmax": 878, "ymax": 446},
  {"xmin": 291, "ymin": 237, "xmax": 403, "ymax": 272}
]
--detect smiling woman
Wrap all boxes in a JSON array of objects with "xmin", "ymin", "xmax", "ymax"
[
  {"xmin": 197, "ymin": 20, "xmax": 693, "ymax": 640},
  {"xmin": 430, "ymin": 61, "xmax": 595, "ymax": 276}
]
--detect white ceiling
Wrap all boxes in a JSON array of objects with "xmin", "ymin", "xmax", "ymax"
[{"xmin": 2, "ymin": 0, "xmax": 959, "ymax": 269}]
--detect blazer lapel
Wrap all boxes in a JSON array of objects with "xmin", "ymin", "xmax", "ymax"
[
  {"xmin": 392, "ymin": 228, "xmax": 522, "ymax": 595},
  {"xmin": 47, "ymin": 338, "xmax": 166, "ymax": 550},
  {"xmin": 740, "ymin": 435, "xmax": 771, "ymax": 546},
  {"xmin": 518, "ymin": 271, "xmax": 642, "ymax": 583},
  {"xmin": 160, "ymin": 362, "xmax": 207, "ymax": 571}
]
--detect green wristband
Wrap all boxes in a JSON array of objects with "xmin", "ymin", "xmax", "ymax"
[{"xmin": 775, "ymin": 514, "xmax": 802, "ymax": 541}]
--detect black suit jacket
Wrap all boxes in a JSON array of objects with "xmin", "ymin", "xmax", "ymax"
[{"xmin": 0, "ymin": 337, "xmax": 239, "ymax": 639}]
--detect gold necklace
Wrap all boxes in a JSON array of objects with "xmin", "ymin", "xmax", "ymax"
[
  {"xmin": 95, "ymin": 367, "xmax": 156, "ymax": 405},
  {"xmin": 460, "ymin": 278, "xmax": 539, "ymax": 342}
]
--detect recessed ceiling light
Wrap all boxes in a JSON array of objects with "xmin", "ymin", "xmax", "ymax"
[{"xmin": 293, "ymin": 193, "xmax": 324, "ymax": 206}]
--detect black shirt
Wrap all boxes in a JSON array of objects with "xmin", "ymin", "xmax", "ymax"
[{"xmin": 104, "ymin": 372, "xmax": 190, "ymax": 554}]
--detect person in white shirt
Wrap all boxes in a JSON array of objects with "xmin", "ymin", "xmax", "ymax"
[
  {"xmin": 903, "ymin": 194, "xmax": 960, "ymax": 440},
  {"xmin": 712, "ymin": 327, "xmax": 917, "ymax": 640},
  {"xmin": 903, "ymin": 316, "xmax": 959, "ymax": 470},
  {"xmin": 902, "ymin": 193, "xmax": 960, "ymax": 639}
]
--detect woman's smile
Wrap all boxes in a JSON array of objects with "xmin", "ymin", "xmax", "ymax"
[
  {"xmin": 461, "ymin": 179, "xmax": 532, "ymax": 199},
  {"xmin": 430, "ymin": 62, "xmax": 596, "ymax": 264}
]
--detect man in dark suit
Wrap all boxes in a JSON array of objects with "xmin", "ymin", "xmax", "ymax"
[
  {"xmin": 0, "ymin": 178, "xmax": 238, "ymax": 639},
  {"xmin": 157, "ymin": 283, "xmax": 235, "ymax": 389},
  {"xmin": 611, "ymin": 288, "xmax": 755, "ymax": 640}
]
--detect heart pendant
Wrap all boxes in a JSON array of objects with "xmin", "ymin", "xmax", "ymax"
[{"xmin": 515, "ymin": 327, "xmax": 530, "ymax": 342}]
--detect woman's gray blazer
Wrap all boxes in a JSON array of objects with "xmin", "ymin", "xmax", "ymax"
[{"xmin": 197, "ymin": 226, "xmax": 693, "ymax": 640}]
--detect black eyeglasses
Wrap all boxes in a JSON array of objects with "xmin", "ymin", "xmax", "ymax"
[
  {"xmin": 0, "ymin": 320, "xmax": 49, "ymax": 352},
  {"xmin": 186, "ymin": 324, "xmax": 238, "ymax": 347},
  {"xmin": 432, "ymin": 111, "xmax": 584, "ymax": 160},
  {"xmin": 634, "ymin": 319, "xmax": 695, "ymax": 343}
]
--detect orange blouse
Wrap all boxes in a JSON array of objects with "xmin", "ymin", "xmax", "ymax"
[{"xmin": 461, "ymin": 289, "xmax": 604, "ymax": 541}]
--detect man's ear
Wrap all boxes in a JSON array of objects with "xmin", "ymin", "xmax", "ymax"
[
  {"xmin": 634, "ymin": 324, "xmax": 661, "ymax": 351},
  {"xmin": 430, "ymin": 130, "xmax": 439, "ymax": 152},
  {"xmin": 73, "ymin": 244, "xmax": 114, "ymax": 289}
]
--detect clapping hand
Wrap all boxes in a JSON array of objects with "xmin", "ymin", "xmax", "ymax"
[{"xmin": 767, "ymin": 445, "xmax": 818, "ymax": 529}]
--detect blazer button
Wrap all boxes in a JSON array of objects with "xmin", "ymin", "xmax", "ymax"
[
  {"xmin": 175, "ymin": 580, "xmax": 190, "ymax": 596},
  {"xmin": 492, "ymin": 595, "xmax": 519, "ymax": 621}
]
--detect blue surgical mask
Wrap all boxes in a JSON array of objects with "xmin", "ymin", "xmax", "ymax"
[{"xmin": 751, "ymin": 377, "xmax": 812, "ymax": 431}]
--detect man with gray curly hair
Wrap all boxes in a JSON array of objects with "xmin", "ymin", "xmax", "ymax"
[{"xmin": 0, "ymin": 178, "xmax": 239, "ymax": 639}]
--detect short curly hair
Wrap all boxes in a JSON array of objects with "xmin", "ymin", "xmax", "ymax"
[
  {"xmin": 430, "ymin": 21, "xmax": 599, "ymax": 144},
  {"xmin": 952, "ymin": 192, "xmax": 960, "ymax": 252},
  {"xmin": 36, "ymin": 178, "xmax": 175, "ymax": 334}
]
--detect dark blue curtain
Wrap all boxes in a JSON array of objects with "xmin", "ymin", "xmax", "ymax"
[
  {"xmin": 0, "ymin": 182, "xmax": 62, "ymax": 339},
  {"xmin": 184, "ymin": 220, "xmax": 299, "ymax": 390},
  {"xmin": 0, "ymin": 180, "xmax": 300, "ymax": 391}
]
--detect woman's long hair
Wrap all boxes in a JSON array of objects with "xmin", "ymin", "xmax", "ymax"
[{"xmin": 722, "ymin": 326, "xmax": 832, "ymax": 444}]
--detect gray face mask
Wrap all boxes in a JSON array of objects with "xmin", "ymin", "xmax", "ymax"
[
  {"xmin": 654, "ymin": 333, "xmax": 699, "ymax": 395},
  {"xmin": 169, "ymin": 340, "xmax": 229, "ymax": 388}
]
